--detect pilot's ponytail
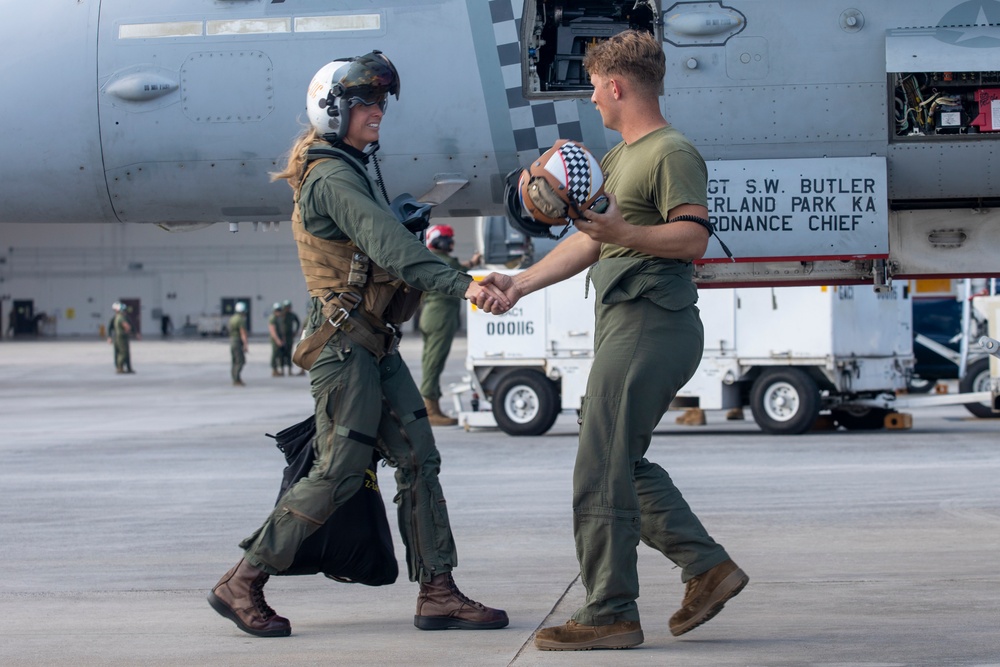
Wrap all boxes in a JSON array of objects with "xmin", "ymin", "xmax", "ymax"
[{"xmin": 270, "ymin": 126, "xmax": 321, "ymax": 189}]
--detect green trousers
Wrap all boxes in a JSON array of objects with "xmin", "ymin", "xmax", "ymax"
[
  {"xmin": 115, "ymin": 336, "xmax": 131, "ymax": 372},
  {"xmin": 571, "ymin": 297, "xmax": 729, "ymax": 626},
  {"xmin": 240, "ymin": 306, "xmax": 458, "ymax": 582},
  {"xmin": 270, "ymin": 341, "xmax": 283, "ymax": 371},
  {"xmin": 230, "ymin": 342, "xmax": 245, "ymax": 382},
  {"xmin": 418, "ymin": 300, "xmax": 460, "ymax": 400}
]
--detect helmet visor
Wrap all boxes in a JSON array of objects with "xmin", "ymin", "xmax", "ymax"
[{"xmin": 339, "ymin": 51, "xmax": 400, "ymax": 110}]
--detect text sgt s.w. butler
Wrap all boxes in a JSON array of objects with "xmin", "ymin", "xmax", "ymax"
[{"xmin": 707, "ymin": 177, "xmax": 878, "ymax": 233}]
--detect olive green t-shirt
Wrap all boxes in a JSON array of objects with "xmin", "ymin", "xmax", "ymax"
[
  {"xmin": 599, "ymin": 126, "xmax": 708, "ymax": 261},
  {"xmin": 228, "ymin": 313, "xmax": 246, "ymax": 343}
]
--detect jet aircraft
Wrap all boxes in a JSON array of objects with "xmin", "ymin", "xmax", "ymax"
[{"xmin": 2, "ymin": 0, "xmax": 1000, "ymax": 287}]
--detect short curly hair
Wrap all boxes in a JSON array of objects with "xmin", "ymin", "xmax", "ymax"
[{"xmin": 583, "ymin": 29, "xmax": 664, "ymax": 96}]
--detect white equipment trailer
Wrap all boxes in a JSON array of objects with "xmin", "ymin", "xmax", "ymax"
[{"xmin": 456, "ymin": 274, "xmax": 996, "ymax": 436}]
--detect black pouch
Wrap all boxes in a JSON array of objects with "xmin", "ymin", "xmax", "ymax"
[
  {"xmin": 269, "ymin": 415, "xmax": 398, "ymax": 586},
  {"xmin": 383, "ymin": 284, "xmax": 423, "ymax": 324}
]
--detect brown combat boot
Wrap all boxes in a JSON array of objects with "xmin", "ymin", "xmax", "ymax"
[
  {"xmin": 669, "ymin": 559, "xmax": 749, "ymax": 636},
  {"xmin": 725, "ymin": 408, "xmax": 745, "ymax": 421},
  {"xmin": 423, "ymin": 397, "xmax": 458, "ymax": 427},
  {"xmin": 414, "ymin": 572, "xmax": 508, "ymax": 630},
  {"xmin": 208, "ymin": 558, "xmax": 291, "ymax": 637},
  {"xmin": 675, "ymin": 407, "xmax": 706, "ymax": 426},
  {"xmin": 534, "ymin": 620, "xmax": 644, "ymax": 651}
]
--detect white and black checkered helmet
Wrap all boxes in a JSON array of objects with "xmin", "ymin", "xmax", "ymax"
[
  {"xmin": 306, "ymin": 51, "xmax": 400, "ymax": 143},
  {"xmin": 517, "ymin": 140, "xmax": 606, "ymax": 226}
]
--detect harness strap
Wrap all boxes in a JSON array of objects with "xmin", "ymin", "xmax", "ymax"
[{"xmin": 318, "ymin": 289, "xmax": 397, "ymax": 360}]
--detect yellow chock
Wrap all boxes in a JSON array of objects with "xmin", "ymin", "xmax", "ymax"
[
  {"xmin": 884, "ymin": 412, "xmax": 912, "ymax": 429},
  {"xmin": 934, "ymin": 383, "xmax": 949, "ymax": 394}
]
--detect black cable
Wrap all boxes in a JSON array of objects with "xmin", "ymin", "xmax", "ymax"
[{"xmin": 371, "ymin": 153, "xmax": 391, "ymax": 206}]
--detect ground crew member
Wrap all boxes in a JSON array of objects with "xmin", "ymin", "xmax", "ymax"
[
  {"xmin": 267, "ymin": 303, "xmax": 285, "ymax": 376},
  {"xmin": 107, "ymin": 302, "xmax": 137, "ymax": 374},
  {"xmin": 280, "ymin": 299, "xmax": 301, "ymax": 376},
  {"xmin": 107, "ymin": 303, "xmax": 120, "ymax": 368},
  {"xmin": 479, "ymin": 30, "xmax": 748, "ymax": 650},
  {"xmin": 208, "ymin": 51, "xmax": 510, "ymax": 638},
  {"xmin": 229, "ymin": 302, "xmax": 248, "ymax": 386},
  {"xmin": 419, "ymin": 224, "xmax": 481, "ymax": 426}
]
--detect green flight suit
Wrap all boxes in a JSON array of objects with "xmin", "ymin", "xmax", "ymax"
[
  {"xmin": 268, "ymin": 312, "xmax": 284, "ymax": 373},
  {"xmin": 111, "ymin": 312, "xmax": 133, "ymax": 372},
  {"xmin": 418, "ymin": 251, "xmax": 466, "ymax": 400},
  {"xmin": 228, "ymin": 313, "xmax": 247, "ymax": 383},
  {"xmin": 570, "ymin": 127, "xmax": 730, "ymax": 626},
  {"xmin": 240, "ymin": 142, "xmax": 472, "ymax": 582}
]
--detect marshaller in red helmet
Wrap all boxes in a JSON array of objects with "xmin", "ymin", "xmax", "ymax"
[{"xmin": 519, "ymin": 140, "xmax": 606, "ymax": 226}]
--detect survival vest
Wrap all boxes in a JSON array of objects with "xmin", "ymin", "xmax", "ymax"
[{"xmin": 290, "ymin": 152, "xmax": 421, "ymax": 367}]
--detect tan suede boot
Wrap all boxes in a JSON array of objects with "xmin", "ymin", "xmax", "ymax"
[
  {"xmin": 675, "ymin": 407, "xmax": 707, "ymax": 426},
  {"xmin": 424, "ymin": 397, "xmax": 458, "ymax": 427},
  {"xmin": 414, "ymin": 573, "xmax": 508, "ymax": 630},
  {"xmin": 534, "ymin": 620, "xmax": 644, "ymax": 650},
  {"xmin": 208, "ymin": 558, "xmax": 291, "ymax": 637},
  {"xmin": 669, "ymin": 559, "xmax": 749, "ymax": 636}
]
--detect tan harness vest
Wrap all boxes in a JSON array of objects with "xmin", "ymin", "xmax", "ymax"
[{"xmin": 290, "ymin": 158, "xmax": 421, "ymax": 367}]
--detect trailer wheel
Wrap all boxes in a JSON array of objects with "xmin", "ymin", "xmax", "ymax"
[
  {"xmin": 960, "ymin": 357, "xmax": 1000, "ymax": 419},
  {"xmin": 831, "ymin": 406, "xmax": 889, "ymax": 430},
  {"xmin": 749, "ymin": 368, "xmax": 820, "ymax": 435},
  {"xmin": 905, "ymin": 377, "xmax": 936, "ymax": 394},
  {"xmin": 492, "ymin": 370, "xmax": 560, "ymax": 436}
]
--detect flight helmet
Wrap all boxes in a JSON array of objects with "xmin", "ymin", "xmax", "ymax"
[
  {"xmin": 521, "ymin": 140, "xmax": 606, "ymax": 225},
  {"xmin": 235, "ymin": 302, "xmax": 247, "ymax": 313},
  {"xmin": 504, "ymin": 140, "xmax": 607, "ymax": 238},
  {"xmin": 307, "ymin": 51, "xmax": 400, "ymax": 143},
  {"xmin": 426, "ymin": 224, "xmax": 455, "ymax": 250}
]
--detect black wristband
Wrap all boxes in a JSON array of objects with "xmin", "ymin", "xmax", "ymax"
[{"xmin": 667, "ymin": 215, "xmax": 735, "ymax": 261}]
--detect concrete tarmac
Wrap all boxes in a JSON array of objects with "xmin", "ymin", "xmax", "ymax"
[{"xmin": 1, "ymin": 335, "xmax": 999, "ymax": 666}]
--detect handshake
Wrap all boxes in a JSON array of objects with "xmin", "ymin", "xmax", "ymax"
[{"xmin": 463, "ymin": 273, "xmax": 521, "ymax": 315}]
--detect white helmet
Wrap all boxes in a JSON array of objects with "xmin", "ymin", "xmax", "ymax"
[
  {"xmin": 235, "ymin": 302, "xmax": 247, "ymax": 313},
  {"xmin": 112, "ymin": 301, "xmax": 122, "ymax": 312},
  {"xmin": 306, "ymin": 50, "xmax": 400, "ymax": 143}
]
